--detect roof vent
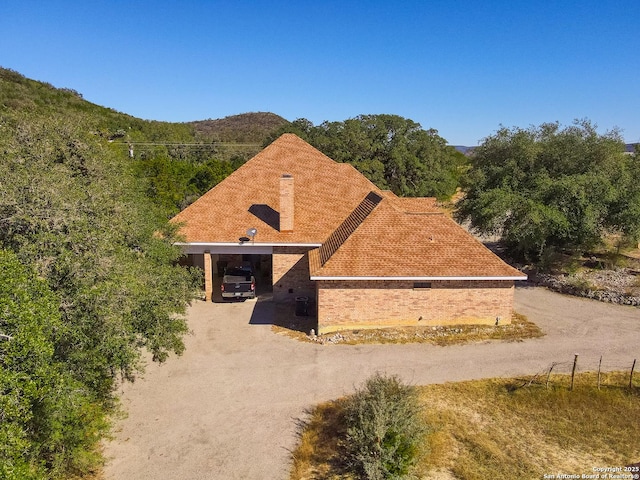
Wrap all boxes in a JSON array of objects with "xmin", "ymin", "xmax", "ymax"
[{"xmin": 318, "ymin": 191, "xmax": 382, "ymax": 265}]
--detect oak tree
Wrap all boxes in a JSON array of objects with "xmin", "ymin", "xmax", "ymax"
[
  {"xmin": 269, "ymin": 114, "xmax": 467, "ymax": 199},
  {"xmin": 456, "ymin": 120, "xmax": 640, "ymax": 260}
]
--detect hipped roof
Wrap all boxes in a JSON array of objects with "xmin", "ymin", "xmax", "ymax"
[
  {"xmin": 172, "ymin": 133, "xmax": 525, "ymax": 280},
  {"xmin": 171, "ymin": 133, "xmax": 384, "ymax": 244},
  {"xmin": 308, "ymin": 196, "xmax": 525, "ymax": 279}
]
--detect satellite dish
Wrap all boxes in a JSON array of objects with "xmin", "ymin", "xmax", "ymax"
[{"xmin": 246, "ymin": 228, "xmax": 257, "ymax": 237}]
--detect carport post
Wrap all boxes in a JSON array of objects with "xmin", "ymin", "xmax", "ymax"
[{"xmin": 204, "ymin": 251, "xmax": 213, "ymax": 301}]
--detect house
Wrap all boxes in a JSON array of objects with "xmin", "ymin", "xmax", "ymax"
[{"xmin": 171, "ymin": 133, "xmax": 527, "ymax": 333}]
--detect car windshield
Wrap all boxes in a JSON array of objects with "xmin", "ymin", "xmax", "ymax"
[{"xmin": 226, "ymin": 267, "xmax": 251, "ymax": 277}]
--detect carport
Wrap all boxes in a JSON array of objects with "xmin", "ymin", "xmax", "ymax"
[{"xmin": 178, "ymin": 244, "xmax": 274, "ymax": 301}]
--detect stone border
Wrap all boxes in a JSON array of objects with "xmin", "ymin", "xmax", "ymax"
[{"xmin": 531, "ymin": 271, "xmax": 640, "ymax": 307}]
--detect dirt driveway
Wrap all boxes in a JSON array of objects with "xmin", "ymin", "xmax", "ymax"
[{"xmin": 103, "ymin": 286, "xmax": 640, "ymax": 480}]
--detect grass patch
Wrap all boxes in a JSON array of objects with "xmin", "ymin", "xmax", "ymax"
[
  {"xmin": 291, "ymin": 400, "xmax": 349, "ymax": 480},
  {"xmin": 290, "ymin": 372, "xmax": 640, "ymax": 479},
  {"xmin": 273, "ymin": 312, "xmax": 544, "ymax": 346}
]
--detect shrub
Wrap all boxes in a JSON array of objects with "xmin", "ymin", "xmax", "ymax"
[{"xmin": 343, "ymin": 373, "xmax": 427, "ymax": 479}]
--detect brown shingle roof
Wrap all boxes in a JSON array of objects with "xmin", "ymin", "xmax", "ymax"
[
  {"xmin": 318, "ymin": 191, "xmax": 383, "ymax": 264},
  {"xmin": 171, "ymin": 133, "xmax": 383, "ymax": 244},
  {"xmin": 386, "ymin": 195, "xmax": 440, "ymax": 213},
  {"xmin": 309, "ymin": 194, "xmax": 526, "ymax": 279}
]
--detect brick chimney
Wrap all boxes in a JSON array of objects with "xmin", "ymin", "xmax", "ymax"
[{"xmin": 280, "ymin": 174, "xmax": 294, "ymax": 232}]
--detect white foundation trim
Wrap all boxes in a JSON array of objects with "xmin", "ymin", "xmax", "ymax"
[{"xmin": 310, "ymin": 275, "xmax": 527, "ymax": 281}]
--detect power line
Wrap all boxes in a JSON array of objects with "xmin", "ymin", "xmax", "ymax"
[{"xmin": 111, "ymin": 142, "xmax": 261, "ymax": 148}]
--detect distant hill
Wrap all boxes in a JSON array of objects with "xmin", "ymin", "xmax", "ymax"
[
  {"xmin": 0, "ymin": 66, "xmax": 295, "ymax": 213},
  {"xmin": 455, "ymin": 144, "xmax": 638, "ymax": 156},
  {"xmin": 190, "ymin": 112, "xmax": 289, "ymax": 144},
  {"xmin": 0, "ymin": 67, "xmax": 198, "ymax": 144},
  {"xmin": 453, "ymin": 145, "xmax": 477, "ymax": 155},
  {"xmin": 0, "ymin": 67, "xmax": 290, "ymax": 149}
]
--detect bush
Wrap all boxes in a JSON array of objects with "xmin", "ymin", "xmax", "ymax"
[{"xmin": 343, "ymin": 373, "xmax": 427, "ymax": 479}]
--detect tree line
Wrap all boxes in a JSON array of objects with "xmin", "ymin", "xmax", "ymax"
[
  {"xmin": 268, "ymin": 114, "xmax": 468, "ymax": 200},
  {"xmin": 269, "ymin": 115, "xmax": 639, "ymax": 261},
  {"xmin": 132, "ymin": 114, "xmax": 469, "ymax": 216}
]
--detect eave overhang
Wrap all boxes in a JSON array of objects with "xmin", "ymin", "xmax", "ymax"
[
  {"xmin": 310, "ymin": 275, "xmax": 528, "ymax": 281},
  {"xmin": 175, "ymin": 242, "xmax": 322, "ymax": 247}
]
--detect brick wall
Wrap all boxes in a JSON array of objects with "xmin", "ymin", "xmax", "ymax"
[
  {"xmin": 272, "ymin": 246, "xmax": 316, "ymax": 302},
  {"xmin": 279, "ymin": 174, "xmax": 294, "ymax": 232},
  {"xmin": 316, "ymin": 279, "xmax": 515, "ymax": 333}
]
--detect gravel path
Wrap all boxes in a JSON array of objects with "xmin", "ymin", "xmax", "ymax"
[{"xmin": 103, "ymin": 286, "xmax": 640, "ymax": 480}]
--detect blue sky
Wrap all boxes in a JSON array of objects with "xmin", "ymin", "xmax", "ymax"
[{"xmin": 1, "ymin": 1, "xmax": 638, "ymax": 146}]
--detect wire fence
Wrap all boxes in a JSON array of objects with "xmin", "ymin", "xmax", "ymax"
[{"xmin": 518, "ymin": 355, "xmax": 638, "ymax": 391}]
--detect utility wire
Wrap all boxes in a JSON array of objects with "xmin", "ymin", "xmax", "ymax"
[{"xmin": 112, "ymin": 142, "xmax": 261, "ymax": 147}]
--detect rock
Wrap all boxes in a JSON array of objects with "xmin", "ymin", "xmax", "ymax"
[{"xmin": 533, "ymin": 269, "xmax": 640, "ymax": 307}]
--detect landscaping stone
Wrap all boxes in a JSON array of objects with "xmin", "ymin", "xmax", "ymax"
[{"xmin": 531, "ymin": 269, "xmax": 640, "ymax": 307}]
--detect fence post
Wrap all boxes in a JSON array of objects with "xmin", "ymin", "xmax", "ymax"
[
  {"xmin": 570, "ymin": 354, "xmax": 579, "ymax": 391},
  {"xmin": 597, "ymin": 356, "xmax": 602, "ymax": 390},
  {"xmin": 630, "ymin": 359, "xmax": 636, "ymax": 390},
  {"xmin": 546, "ymin": 363, "xmax": 556, "ymax": 389}
]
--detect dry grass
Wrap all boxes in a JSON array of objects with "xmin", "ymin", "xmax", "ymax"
[
  {"xmin": 422, "ymin": 373, "xmax": 640, "ymax": 479},
  {"xmin": 290, "ymin": 400, "xmax": 351, "ymax": 480},
  {"xmin": 273, "ymin": 312, "xmax": 544, "ymax": 346},
  {"xmin": 290, "ymin": 372, "xmax": 640, "ymax": 480}
]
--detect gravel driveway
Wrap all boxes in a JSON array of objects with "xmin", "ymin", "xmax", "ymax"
[{"xmin": 103, "ymin": 286, "xmax": 640, "ymax": 480}]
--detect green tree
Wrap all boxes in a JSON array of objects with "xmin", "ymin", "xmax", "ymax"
[
  {"xmin": 0, "ymin": 250, "xmax": 108, "ymax": 480},
  {"xmin": 607, "ymin": 145, "xmax": 640, "ymax": 244},
  {"xmin": 188, "ymin": 159, "xmax": 235, "ymax": 196},
  {"xmin": 456, "ymin": 120, "xmax": 639, "ymax": 261},
  {"xmin": 269, "ymin": 115, "xmax": 466, "ymax": 199},
  {"xmin": 133, "ymin": 154, "xmax": 198, "ymax": 215},
  {"xmin": 0, "ymin": 67, "xmax": 207, "ymax": 478},
  {"xmin": 0, "ymin": 112, "xmax": 197, "ymax": 399},
  {"xmin": 133, "ymin": 155, "xmax": 236, "ymax": 215}
]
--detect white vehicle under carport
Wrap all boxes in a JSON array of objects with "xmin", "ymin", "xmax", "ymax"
[{"xmin": 221, "ymin": 265, "xmax": 256, "ymax": 300}]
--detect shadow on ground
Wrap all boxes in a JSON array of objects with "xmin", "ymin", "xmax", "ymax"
[
  {"xmin": 210, "ymin": 273, "xmax": 318, "ymax": 335},
  {"xmin": 249, "ymin": 295, "xmax": 317, "ymax": 335}
]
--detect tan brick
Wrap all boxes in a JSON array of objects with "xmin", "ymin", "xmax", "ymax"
[
  {"xmin": 203, "ymin": 252, "xmax": 212, "ymax": 302},
  {"xmin": 316, "ymin": 279, "xmax": 514, "ymax": 333},
  {"xmin": 272, "ymin": 246, "xmax": 316, "ymax": 302}
]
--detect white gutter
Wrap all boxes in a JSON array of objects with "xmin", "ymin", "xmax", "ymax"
[
  {"xmin": 174, "ymin": 242, "xmax": 322, "ymax": 247},
  {"xmin": 310, "ymin": 275, "xmax": 527, "ymax": 281}
]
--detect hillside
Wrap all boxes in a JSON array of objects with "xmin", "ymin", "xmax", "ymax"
[
  {"xmin": 190, "ymin": 112, "xmax": 289, "ymax": 143},
  {"xmin": 453, "ymin": 145, "xmax": 476, "ymax": 155},
  {"xmin": 0, "ymin": 67, "xmax": 295, "ymax": 214},
  {"xmin": 0, "ymin": 67, "xmax": 202, "ymax": 149},
  {"xmin": 0, "ymin": 67, "xmax": 289, "ymax": 148}
]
